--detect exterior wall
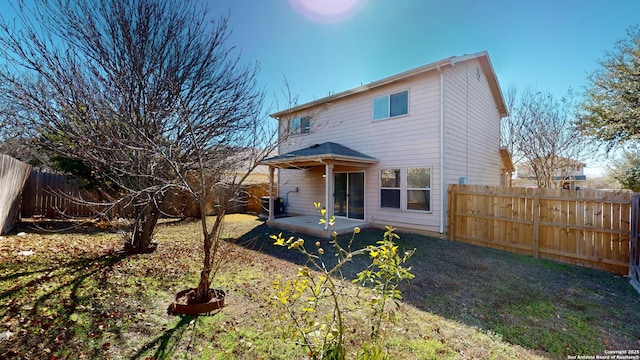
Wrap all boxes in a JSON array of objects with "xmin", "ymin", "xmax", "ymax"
[
  {"xmin": 442, "ymin": 59, "xmax": 502, "ymax": 187},
  {"xmin": 276, "ymin": 57, "xmax": 503, "ymax": 233},
  {"xmin": 279, "ymin": 167, "xmax": 325, "ymax": 215}
]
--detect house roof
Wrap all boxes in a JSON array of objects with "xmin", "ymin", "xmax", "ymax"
[
  {"xmin": 499, "ymin": 148, "xmax": 516, "ymax": 173},
  {"xmin": 261, "ymin": 142, "xmax": 378, "ymax": 168},
  {"xmin": 270, "ymin": 51, "xmax": 507, "ymax": 119}
]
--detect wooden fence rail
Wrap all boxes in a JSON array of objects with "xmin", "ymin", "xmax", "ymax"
[
  {"xmin": 19, "ymin": 171, "xmax": 271, "ymax": 219},
  {"xmin": 447, "ymin": 184, "xmax": 632, "ymax": 275},
  {"xmin": 20, "ymin": 171, "xmax": 120, "ymax": 218}
]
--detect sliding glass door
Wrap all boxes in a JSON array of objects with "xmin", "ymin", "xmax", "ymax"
[{"xmin": 334, "ymin": 172, "xmax": 364, "ymax": 220}]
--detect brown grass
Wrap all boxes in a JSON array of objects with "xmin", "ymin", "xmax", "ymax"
[{"xmin": 1, "ymin": 214, "xmax": 636, "ymax": 359}]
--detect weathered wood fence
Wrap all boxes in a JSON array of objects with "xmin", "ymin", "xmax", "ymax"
[
  {"xmin": 19, "ymin": 171, "xmax": 270, "ymax": 219},
  {"xmin": 630, "ymin": 196, "xmax": 640, "ymax": 289},
  {"xmin": 0, "ymin": 154, "xmax": 32, "ymax": 234},
  {"xmin": 21, "ymin": 171, "xmax": 121, "ymax": 218},
  {"xmin": 447, "ymin": 184, "xmax": 632, "ymax": 275}
]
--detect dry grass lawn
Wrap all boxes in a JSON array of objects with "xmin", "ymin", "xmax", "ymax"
[{"xmin": 0, "ymin": 214, "xmax": 637, "ymax": 359}]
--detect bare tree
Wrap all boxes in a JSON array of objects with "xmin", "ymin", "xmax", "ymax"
[
  {"xmin": 0, "ymin": 0, "xmax": 278, "ymax": 303},
  {"xmin": 500, "ymin": 85, "xmax": 526, "ymax": 166},
  {"xmin": 501, "ymin": 87, "xmax": 593, "ymax": 188},
  {"xmin": 0, "ymin": 82, "xmax": 29, "ymax": 160}
]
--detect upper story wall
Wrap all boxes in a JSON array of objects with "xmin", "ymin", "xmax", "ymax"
[
  {"xmin": 442, "ymin": 58, "xmax": 503, "ymax": 185},
  {"xmin": 277, "ymin": 71, "xmax": 443, "ymax": 168},
  {"xmin": 276, "ymin": 57, "xmax": 504, "ymax": 178}
]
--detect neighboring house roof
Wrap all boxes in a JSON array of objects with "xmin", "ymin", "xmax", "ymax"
[
  {"xmin": 262, "ymin": 142, "xmax": 378, "ymax": 168},
  {"xmin": 270, "ymin": 51, "xmax": 507, "ymax": 119},
  {"xmin": 220, "ymin": 148, "xmax": 277, "ymax": 185},
  {"xmin": 226, "ymin": 166, "xmax": 272, "ymax": 185}
]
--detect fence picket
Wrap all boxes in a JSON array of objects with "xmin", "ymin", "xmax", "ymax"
[
  {"xmin": 18, "ymin": 171, "xmax": 269, "ymax": 220},
  {"xmin": 447, "ymin": 184, "xmax": 633, "ymax": 275}
]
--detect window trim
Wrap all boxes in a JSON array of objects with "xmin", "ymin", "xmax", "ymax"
[
  {"xmin": 372, "ymin": 90, "xmax": 409, "ymax": 121},
  {"xmin": 380, "ymin": 168, "xmax": 401, "ymax": 209},
  {"xmin": 379, "ymin": 167, "xmax": 432, "ymax": 212},
  {"xmin": 289, "ymin": 116, "xmax": 311, "ymax": 136},
  {"xmin": 406, "ymin": 167, "xmax": 431, "ymax": 212}
]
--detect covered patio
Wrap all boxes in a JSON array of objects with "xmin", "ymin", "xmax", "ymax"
[{"xmin": 261, "ymin": 142, "xmax": 378, "ymax": 238}]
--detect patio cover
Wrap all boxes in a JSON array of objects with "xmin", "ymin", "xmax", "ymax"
[
  {"xmin": 260, "ymin": 142, "xmax": 378, "ymax": 231},
  {"xmin": 261, "ymin": 142, "xmax": 378, "ymax": 168}
]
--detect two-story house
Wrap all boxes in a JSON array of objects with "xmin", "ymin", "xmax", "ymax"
[{"xmin": 263, "ymin": 51, "xmax": 510, "ymax": 237}]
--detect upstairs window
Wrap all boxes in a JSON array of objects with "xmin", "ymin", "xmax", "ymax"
[
  {"xmin": 289, "ymin": 116, "xmax": 310, "ymax": 135},
  {"xmin": 372, "ymin": 90, "xmax": 408, "ymax": 120}
]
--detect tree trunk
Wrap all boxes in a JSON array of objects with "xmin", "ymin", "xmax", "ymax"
[
  {"xmin": 129, "ymin": 202, "xmax": 160, "ymax": 250},
  {"xmin": 193, "ymin": 205, "xmax": 226, "ymax": 304},
  {"xmin": 195, "ymin": 231, "xmax": 213, "ymax": 303}
]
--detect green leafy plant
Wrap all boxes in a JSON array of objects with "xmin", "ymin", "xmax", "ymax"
[
  {"xmin": 271, "ymin": 203, "xmax": 415, "ymax": 359},
  {"xmin": 353, "ymin": 226, "xmax": 415, "ymax": 340}
]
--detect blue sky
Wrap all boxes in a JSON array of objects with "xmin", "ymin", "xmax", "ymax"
[
  {"xmin": 2, "ymin": 0, "xmax": 639, "ymax": 174},
  {"xmin": 203, "ymin": 0, "xmax": 640, "ymax": 111},
  {"xmin": 2, "ymin": 0, "xmax": 638, "ymax": 117},
  {"xmin": 205, "ymin": 0, "xmax": 640, "ymax": 176}
]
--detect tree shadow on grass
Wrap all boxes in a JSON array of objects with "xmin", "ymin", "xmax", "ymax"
[
  {"xmin": 14, "ymin": 218, "xmax": 122, "ymax": 235},
  {"xmin": 235, "ymin": 221, "xmax": 393, "ymax": 279},
  {"xmin": 237, "ymin": 221, "xmax": 640, "ymax": 357},
  {"xmin": 0, "ymin": 248, "xmax": 129, "ymax": 358},
  {"xmin": 128, "ymin": 314, "xmax": 216, "ymax": 360},
  {"xmin": 1, "ymin": 218, "xmax": 227, "ymax": 358},
  {"xmin": 235, "ymin": 222, "xmax": 315, "ymax": 267}
]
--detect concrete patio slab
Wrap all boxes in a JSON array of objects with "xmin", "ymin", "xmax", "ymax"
[{"xmin": 266, "ymin": 215, "xmax": 369, "ymax": 238}]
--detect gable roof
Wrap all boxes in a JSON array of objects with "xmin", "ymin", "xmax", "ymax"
[
  {"xmin": 270, "ymin": 51, "xmax": 507, "ymax": 119},
  {"xmin": 262, "ymin": 142, "xmax": 378, "ymax": 168}
]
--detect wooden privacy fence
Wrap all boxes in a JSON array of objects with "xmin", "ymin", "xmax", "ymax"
[
  {"xmin": 630, "ymin": 196, "xmax": 640, "ymax": 288},
  {"xmin": 20, "ymin": 171, "xmax": 271, "ymax": 219},
  {"xmin": 0, "ymin": 154, "xmax": 32, "ymax": 234},
  {"xmin": 447, "ymin": 184, "xmax": 632, "ymax": 275},
  {"xmin": 21, "ymin": 171, "xmax": 121, "ymax": 218}
]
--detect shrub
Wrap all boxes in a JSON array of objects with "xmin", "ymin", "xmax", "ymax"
[{"xmin": 271, "ymin": 204, "xmax": 414, "ymax": 359}]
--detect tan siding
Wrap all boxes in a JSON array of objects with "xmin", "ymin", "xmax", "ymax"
[
  {"xmin": 279, "ymin": 167, "xmax": 325, "ymax": 216},
  {"xmin": 275, "ymin": 58, "xmax": 503, "ymax": 234},
  {"xmin": 443, "ymin": 59, "xmax": 502, "ymax": 186}
]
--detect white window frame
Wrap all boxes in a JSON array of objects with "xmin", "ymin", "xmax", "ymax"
[
  {"xmin": 380, "ymin": 168, "xmax": 401, "ymax": 209},
  {"xmin": 372, "ymin": 90, "xmax": 409, "ymax": 121},
  {"xmin": 289, "ymin": 116, "xmax": 310, "ymax": 136},
  {"xmin": 379, "ymin": 167, "xmax": 432, "ymax": 212},
  {"xmin": 406, "ymin": 167, "xmax": 431, "ymax": 212}
]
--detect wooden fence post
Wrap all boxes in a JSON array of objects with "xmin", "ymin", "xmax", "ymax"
[
  {"xmin": 532, "ymin": 189, "xmax": 540, "ymax": 259},
  {"xmin": 630, "ymin": 194, "xmax": 639, "ymax": 284},
  {"xmin": 446, "ymin": 184, "xmax": 455, "ymax": 240}
]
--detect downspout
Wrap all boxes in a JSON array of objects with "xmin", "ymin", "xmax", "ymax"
[{"xmin": 438, "ymin": 65, "xmax": 445, "ymax": 234}]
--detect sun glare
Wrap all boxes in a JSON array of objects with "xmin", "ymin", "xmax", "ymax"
[{"xmin": 289, "ymin": 0, "xmax": 367, "ymax": 24}]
